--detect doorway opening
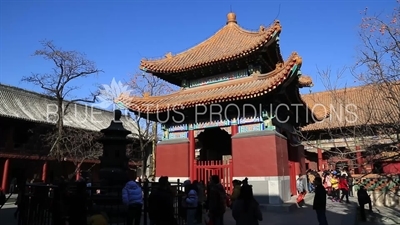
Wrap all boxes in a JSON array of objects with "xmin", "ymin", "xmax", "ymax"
[{"xmin": 196, "ymin": 127, "xmax": 232, "ymax": 161}]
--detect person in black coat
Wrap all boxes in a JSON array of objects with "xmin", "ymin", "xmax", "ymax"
[
  {"xmin": 357, "ymin": 186, "xmax": 372, "ymax": 221},
  {"xmin": 313, "ymin": 177, "xmax": 328, "ymax": 225},
  {"xmin": 148, "ymin": 177, "xmax": 175, "ymax": 225},
  {"xmin": 68, "ymin": 181, "xmax": 88, "ymax": 225}
]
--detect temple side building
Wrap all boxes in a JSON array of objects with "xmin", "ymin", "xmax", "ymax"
[
  {"xmin": 117, "ymin": 12, "xmax": 324, "ymax": 204},
  {"xmin": 0, "ymin": 84, "xmax": 140, "ymax": 192},
  {"xmin": 301, "ymin": 84, "xmax": 400, "ymax": 173}
]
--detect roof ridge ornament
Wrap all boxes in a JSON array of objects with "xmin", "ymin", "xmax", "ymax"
[
  {"xmin": 276, "ymin": 62, "xmax": 284, "ymax": 69},
  {"xmin": 165, "ymin": 52, "xmax": 173, "ymax": 59},
  {"xmin": 226, "ymin": 12, "xmax": 237, "ymax": 24}
]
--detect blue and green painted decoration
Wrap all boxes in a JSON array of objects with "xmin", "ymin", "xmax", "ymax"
[{"xmin": 161, "ymin": 111, "xmax": 278, "ymax": 140}]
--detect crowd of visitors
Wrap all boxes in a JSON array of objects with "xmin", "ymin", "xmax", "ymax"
[
  {"xmin": 308, "ymin": 168, "xmax": 373, "ymax": 225},
  {"xmin": 109, "ymin": 174, "xmax": 263, "ymax": 225},
  {"xmin": 303, "ymin": 168, "xmax": 356, "ymax": 205},
  {"xmin": 4, "ymin": 168, "xmax": 376, "ymax": 225}
]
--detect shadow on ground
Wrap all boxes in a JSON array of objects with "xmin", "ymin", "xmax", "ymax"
[
  {"xmin": 242, "ymin": 193, "xmax": 358, "ymax": 225},
  {"xmin": 357, "ymin": 205, "xmax": 400, "ymax": 225},
  {"xmin": 0, "ymin": 207, "xmax": 17, "ymax": 225},
  {"xmin": 1, "ymin": 194, "xmax": 359, "ymax": 225}
]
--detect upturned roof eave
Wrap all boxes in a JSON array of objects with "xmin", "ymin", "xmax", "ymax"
[
  {"xmin": 118, "ymin": 52, "xmax": 303, "ymax": 114},
  {"xmin": 139, "ymin": 20, "xmax": 282, "ymax": 75}
]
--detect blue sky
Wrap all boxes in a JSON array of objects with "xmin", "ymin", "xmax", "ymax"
[{"xmin": 0, "ymin": 0, "xmax": 397, "ymax": 101}]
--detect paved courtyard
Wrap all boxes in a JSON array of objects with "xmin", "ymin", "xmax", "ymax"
[
  {"xmin": 1, "ymin": 194, "xmax": 358, "ymax": 225},
  {"xmin": 250, "ymin": 196, "xmax": 358, "ymax": 225},
  {"xmin": 1, "ymin": 195, "xmax": 18, "ymax": 225},
  {"xmin": 359, "ymin": 205, "xmax": 400, "ymax": 225}
]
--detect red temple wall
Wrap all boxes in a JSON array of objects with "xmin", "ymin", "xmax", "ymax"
[
  {"xmin": 288, "ymin": 144, "xmax": 305, "ymax": 176},
  {"xmin": 155, "ymin": 139, "xmax": 189, "ymax": 178},
  {"xmin": 275, "ymin": 134, "xmax": 291, "ymax": 177},
  {"xmin": 382, "ymin": 162, "xmax": 400, "ymax": 174},
  {"xmin": 305, "ymin": 159, "xmax": 318, "ymax": 171},
  {"xmin": 231, "ymin": 132, "xmax": 289, "ymax": 177},
  {"xmin": 0, "ymin": 158, "xmax": 103, "ymax": 192}
]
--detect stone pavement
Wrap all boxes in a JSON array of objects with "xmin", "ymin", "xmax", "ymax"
[
  {"xmin": 0, "ymin": 194, "xmax": 358, "ymax": 225},
  {"xmin": 0, "ymin": 195, "xmax": 18, "ymax": 225},
  {"xmin": 222, "ymin": 194, "xmax": 358, "ymax": 225},
  {"xmin": 358, "ymin": 206, "xmax": 400, "ymax": 225}
]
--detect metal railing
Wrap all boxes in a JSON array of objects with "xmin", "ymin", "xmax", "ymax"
[{"xmin": 16, "ymin": 180, "xmax": 185, "ymax": 225}]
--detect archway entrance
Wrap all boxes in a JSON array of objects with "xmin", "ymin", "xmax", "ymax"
[
  {"xmin": 193, "ymin": 127, "xmax": 233, "ymax": 189},
  {"xmin": 196, "ymin": 127, "xmax": 231, "ymax": 161}
]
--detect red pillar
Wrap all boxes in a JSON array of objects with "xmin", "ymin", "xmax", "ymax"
[
  {"xmin": 1, "ymin": 159, "xmax": 10, "ymax": 192},
  {"xmin": 42, "ymin": 161, "xmax": 48, "ymax": 183},
  {"xmin": 231, "ymin": 124, "xmax": 238, "ymax": 136},
  {"xmin": 76, "ymin": 166, "xmax": 81, "ymax": 181},
  {"xmin": 298, "ymin": 145, "xmax": 306, "ymax": 174},
  {"xmin": 317, "ymin": 148, "xmax": 323, "ymax": 171},
  {"xmin": 356, "ymin": 146, "xmax": 363, "ymax": 174},
  {"xmin": 188, "ymin": 130, "xmax": 195, "ymax": 181},
  {"xmin": 76, "ymin": 171, "xmax": 80, "ymax": 181},
  {"xmin": 323, "ymin": 160, "xmax": 328, "ymax": 170}
]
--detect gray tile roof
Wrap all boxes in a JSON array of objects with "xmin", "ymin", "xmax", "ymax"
[{"xmin": 0, "ymin": 84, "xmax": 139, "ymax": 135}]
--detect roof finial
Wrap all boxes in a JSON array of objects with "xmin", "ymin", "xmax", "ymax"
[{"xmin": 226, "ymin": 11, "xmax": 237, "ymax": 24}]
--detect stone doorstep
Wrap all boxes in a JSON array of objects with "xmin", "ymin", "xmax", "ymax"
[{"xmin": 260, "ymin": 193, "xmax": 315, "ymax": 212}]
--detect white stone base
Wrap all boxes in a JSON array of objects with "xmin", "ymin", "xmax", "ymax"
[
  {"xmin": 234, "ymin": 176, "xmax": 291, "ymax": 204},
  {"xmin": 153, "ymin": 176, "xmax": 292, "ymax": 205}
]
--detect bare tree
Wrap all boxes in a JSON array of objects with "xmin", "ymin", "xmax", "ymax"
[
  {"xmin": 351, "ymin": 3, "xmax": 400, "ymax": 172},
  {"xmin": 355, "ymin": 4, "xmax": 400, "ymax": 84},
  {"xmin": 42, "ymin": 127, "xmax": 103, "ymax": 176},
  {"xmin": 22, "ymin": 40, "xmax": 102, "ymax": 160},
  {"xmin": 128, "ymin": 72, "xmax": 176, "ymax": 177},
  {"xmin": 299, "ymin": 68, "xmax": 398, "ymax": 172},
  {"xmin": 299, "ymin": 3, "xmax": 400, "ymax": 175},
  {"xmin": 353, "ymin": 3, "xmax": 400, "ymax": 143}
]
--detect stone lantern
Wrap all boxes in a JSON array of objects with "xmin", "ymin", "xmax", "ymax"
[{"xmin": 98, "ymin": 110, "xmax": 131, "ymax": 186}]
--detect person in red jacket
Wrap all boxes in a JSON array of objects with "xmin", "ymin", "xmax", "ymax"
[{"xmin": 338, "ymin": 174, "xmax": 350, "ymax": 203}]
